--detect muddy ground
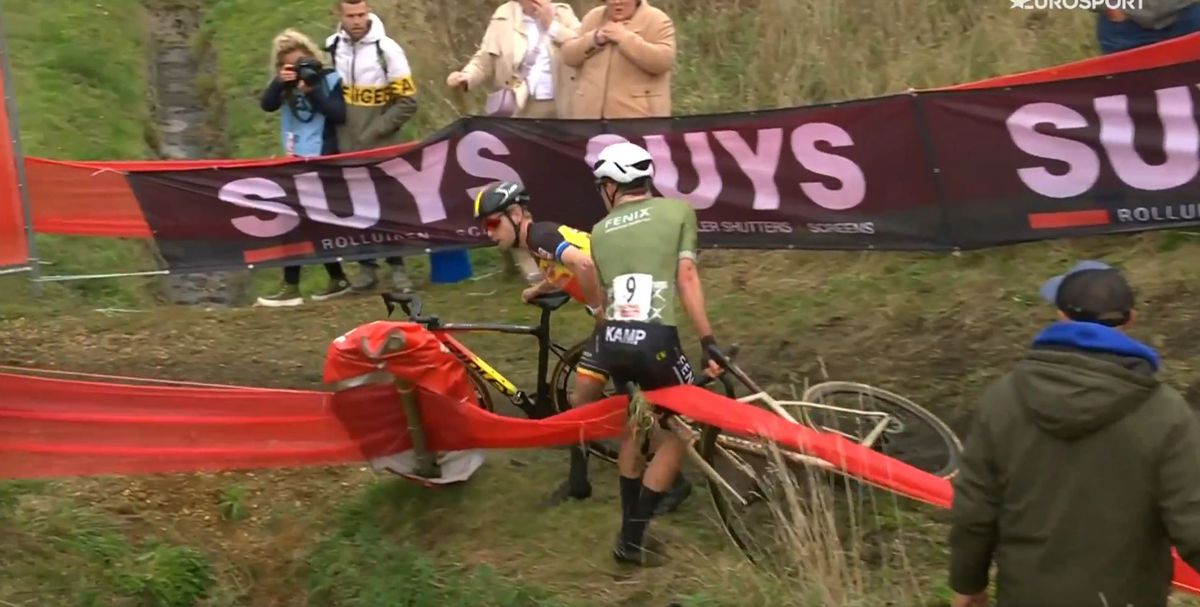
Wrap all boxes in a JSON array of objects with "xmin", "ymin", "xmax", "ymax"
[{"xmin": 6, "ymin": 243, "xmax": 1200, "ymax": 605}]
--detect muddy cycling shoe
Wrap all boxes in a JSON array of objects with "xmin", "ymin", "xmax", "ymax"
[
  {"xmin": 614, "ymin": 531, "xmax": 666, "ymax": 553},
  {"xmin": 612, "ymin": 538, "xmax": 668, "ymax": 568},
  {"xmin": 542, "ymin": 479, "xmax": 593, "ymax": 507},
  {"xmin": 653, "ymin": 474, "xmax": 692, "ymax": 516}
]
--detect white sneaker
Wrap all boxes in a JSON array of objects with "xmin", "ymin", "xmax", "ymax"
[{"xmin": 255, "ymin": 285, "xmax": 303, "ymax": 307}]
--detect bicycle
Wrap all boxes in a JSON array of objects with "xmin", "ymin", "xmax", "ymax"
[
  {"xmin": 622, "ymin": 344, "xmax": 963, "ymax": 566},
  {"xmin": 361, "ymin": 299, "xmax": 961, "ymax": 561},
  {"xmin": 380, "ymin": 291, "xmax": 622, "ymax": 462}
]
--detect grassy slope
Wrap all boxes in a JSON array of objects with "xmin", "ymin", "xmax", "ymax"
[
  {"xmin": 0, "ymin": 0, "xmax": 160, "ymax": 311},
  {"xmin": 7, "ymin": 0, "xmax": 1200, "ymax": 606},
  {"xmin": 0, "ymin": 2, "xmax": 572, "ymax": 606}
]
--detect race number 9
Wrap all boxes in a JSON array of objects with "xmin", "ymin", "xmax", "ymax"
[{"xmin": 613, "ymin": 273, "xmax": 653, "ymax": 321}]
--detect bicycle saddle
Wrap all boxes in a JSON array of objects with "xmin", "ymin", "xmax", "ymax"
[{"xmin": 528, "ymin": 291, "xmax": 571, "ymax": 311}]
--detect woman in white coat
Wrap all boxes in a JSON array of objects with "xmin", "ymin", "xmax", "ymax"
[
  {"xmin": 447, "ymin": 0, "xmax": 582, "ymax": 120},
  {"xmin": 448, "ymin": 0, "xmax": 581, "ymax": 281}
]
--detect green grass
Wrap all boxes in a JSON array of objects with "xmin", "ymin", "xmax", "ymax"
[
  {"xmin": 2, "ymin": 0, "xmax": 153, "ymax": 160},
  {"xmin": 217, "ymin": 484, "xmax": 248, "ymax": 522},
  {"xmin": 198, "ymin": 0, "xmax": 444, "ymax": 160},
  {"xmin": 5, "ymin": 1, "xmax": 1200, "ymax": 605},
  {"xmin": 1, "ymin": 487, "xmax": 216, "ymax": 607},
  {"xmin": 307, "ymin": 480, "xmax": 578, "ymax": 607},
  {"xmin": 0, "ymin": 0, "xmax": 160, "ymax": 311},
  {"xmin": 0, "ymin": 0, "xmax": 1109, "ymax": 309},
  {"xmin": 2, "ymin": 475, "xmax": 580, "ymax": 607},
  {"xmin": 5, "ymin": 241, "xmax": 1200, "ymax": 604}
]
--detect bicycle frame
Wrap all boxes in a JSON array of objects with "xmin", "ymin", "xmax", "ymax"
[
  {"xmin": 728, "ymin": 390, "xmax": 895, "ymax": 450},
  {"xmin": 382, "ymin": 293, "xmax": 572, "ymax": 420},
  {"xmin": 692, "ymin": 346, "xmax": 906, "ymax": 476}
]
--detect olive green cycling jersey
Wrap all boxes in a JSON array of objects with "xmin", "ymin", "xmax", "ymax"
[{"xmin": 589, "ymin": 196, "xmax": 699, "ymax": 327}]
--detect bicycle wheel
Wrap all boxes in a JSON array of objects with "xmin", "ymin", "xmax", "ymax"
[
  {"xmin": 696, "ymin": 420, "xmax": 816, "ymax": 567},
  {"xmin": 800, "ymin": 381, "xmax": 962, "ymax": 480},
  {"xmin": 550, "ymin": 338, "xmax": 620, "ymax": 463},
  {"xmin": 695, "ymin": 381, "xmax": 963, "ymax": 567},
  {"xmin": 466, "ymin": 367, "xmax": 496, "ymax": 413}
]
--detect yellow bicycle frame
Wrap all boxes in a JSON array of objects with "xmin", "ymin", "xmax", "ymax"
[{"xmin": 440, "ymin": 333, "xmax": 520, "ymax": 399}]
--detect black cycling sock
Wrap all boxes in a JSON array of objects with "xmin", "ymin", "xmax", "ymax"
[
  {"xmin": 620, "ymin": 485, "xmax": 665, "ymax": 550},
  {"xmin": 567, "ymin": 446, "xmax": 590, "ymax": 496},
  {"xmin": 619, "ymin": 475, "xmax": 642, "ymax": 519}
]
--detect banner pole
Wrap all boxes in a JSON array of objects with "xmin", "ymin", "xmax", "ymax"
[{"xmin": 0, "ymin": 0, "xmax": 42, "ymax": 296}]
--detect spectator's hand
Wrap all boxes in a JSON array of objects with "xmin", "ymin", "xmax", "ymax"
[
  {"xmin": 279, "ymin": 64, "xmax": 298, "ymax": 83},
  {"xmin": 297, "ymin": 80, "xmax": 313, "ymax": 94},
  {"xmin": 530, "ymin": 0, "xmax": 554, "ymax": 30},
  {"xmin": 600, "ymin": 21, "xmax": 632, "ymax": 45},
  {"xmin": 592, "ymin": 28, "xmax": 608, "ymax": 46},
  {"xmin": 446, "ymin": 71, "xmax": 469, "ymax": 90}
]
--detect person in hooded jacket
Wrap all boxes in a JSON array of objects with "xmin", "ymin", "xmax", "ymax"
[
  {"xmin": 948, "ymin": 260, "xmax": 1200, "ymax": 607},
  {"xmin": 326, "ymin": 0, "xmax": 420, "ymax": 295}
]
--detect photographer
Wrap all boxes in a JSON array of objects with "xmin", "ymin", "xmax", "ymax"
[{"xmin": 255, "ymin": 28, "xmax": 352, "ymax": 307}]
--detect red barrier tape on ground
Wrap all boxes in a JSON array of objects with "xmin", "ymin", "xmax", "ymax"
[
  {"xmin": 4, "ymin": 316, "xmax": 1200, "ymax": 594},
  {"xmin": 3, "ymin": 371, "xmax": 1198, "ymax": 593}
]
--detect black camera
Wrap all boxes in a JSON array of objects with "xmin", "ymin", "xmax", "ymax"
[{"xmin": 291, "ymin": 57, "xmax": 323, "ymax": 86}]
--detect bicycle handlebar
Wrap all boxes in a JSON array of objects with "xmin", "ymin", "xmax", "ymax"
[
  {"xmin": 703, "ymin": 343, "xmax": 765, "ymax": 396},
  {"xmin": 695, "ymin": 344, "xmax": 740, "ymax": 398},
  {"xmin": 381, "ymin": 293, "xmax": 445, "ymax": 328}
]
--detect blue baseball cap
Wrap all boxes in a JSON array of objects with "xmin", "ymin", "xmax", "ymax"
[{"xmin": 1039, "ymin": 260, "xmax": 1134, "ymax": 326}]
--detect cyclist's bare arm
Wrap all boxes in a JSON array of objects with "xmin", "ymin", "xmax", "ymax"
[
  {"xmin": 676, "ymin": 202, "xmax": 712, "ymax": 343},
  {"xmin": 677, "ymin": 256, "xmax": 713, "ymax": 340},
  {"xmin": 561, "ymin": 246, "xmax": 606, "ymax": 316}
]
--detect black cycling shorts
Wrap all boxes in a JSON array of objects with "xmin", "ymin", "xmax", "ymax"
[
  {"xmin": 575, "ymin": 326, "xmax": 609, "ymax": 382},
  {"xmin": 595, "ymin": 321, "xmax": 695, "ymax": 394}
]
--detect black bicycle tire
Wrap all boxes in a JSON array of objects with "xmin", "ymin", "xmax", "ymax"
[
  {"xmin": 696, "ymin": 382, "xmax": 963, "ymax": 566},
  {"xmin": 550, "ymin": 338, "xmax": 620, "ymax": 463},
  {"xmin": 466, "ymin": 367, "xmax": 496, "ymax": 413},
  {"xmin": 696, "ymin": 422, "xmax": 763, "ymax": 563},
  {"xmin": 800, "ymin": 381, "xmax": 963, "ymax": 480}
]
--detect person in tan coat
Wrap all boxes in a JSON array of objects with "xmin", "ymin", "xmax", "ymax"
[
  {"xmin": 560, "ymin": 0, "xmax": 675, "ymax": 119},
  {"xmin": 447, "ymin": 0, "xmax": 582, "ymax": 119}
]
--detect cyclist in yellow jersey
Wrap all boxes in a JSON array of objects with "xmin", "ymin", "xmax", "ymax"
[{"xmin": 473, "ymin": 181, "xmax": 608, "ymax": 503}]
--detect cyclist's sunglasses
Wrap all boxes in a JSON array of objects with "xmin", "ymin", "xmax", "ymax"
[{"xmin": 482, "ymin": 214, "xmax": 503, "ymax": 231}]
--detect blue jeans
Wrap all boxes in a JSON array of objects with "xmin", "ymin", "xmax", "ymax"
[{"xmin": 1097, "ymin": 5, "xmax": 1200, "ymax": 54}]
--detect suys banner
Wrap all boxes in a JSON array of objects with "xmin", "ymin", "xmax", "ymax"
[{"xmin": 122, "ymin": 57, "xmax": 1200, "ymax": 273}]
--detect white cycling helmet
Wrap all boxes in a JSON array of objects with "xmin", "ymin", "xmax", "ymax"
[{"xmin": 592, "ymin": 141, "xmax": 654, "ymax": 184}]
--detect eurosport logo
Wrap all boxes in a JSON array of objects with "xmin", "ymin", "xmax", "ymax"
[{"xmin": 1011, "ymin": 0, "xmax": 1142, "ymax": 9}]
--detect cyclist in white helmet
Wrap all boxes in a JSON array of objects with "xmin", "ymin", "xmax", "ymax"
[{"xmin": 584, "ymin": 141, "xmax": 723, "ymax": 566}]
